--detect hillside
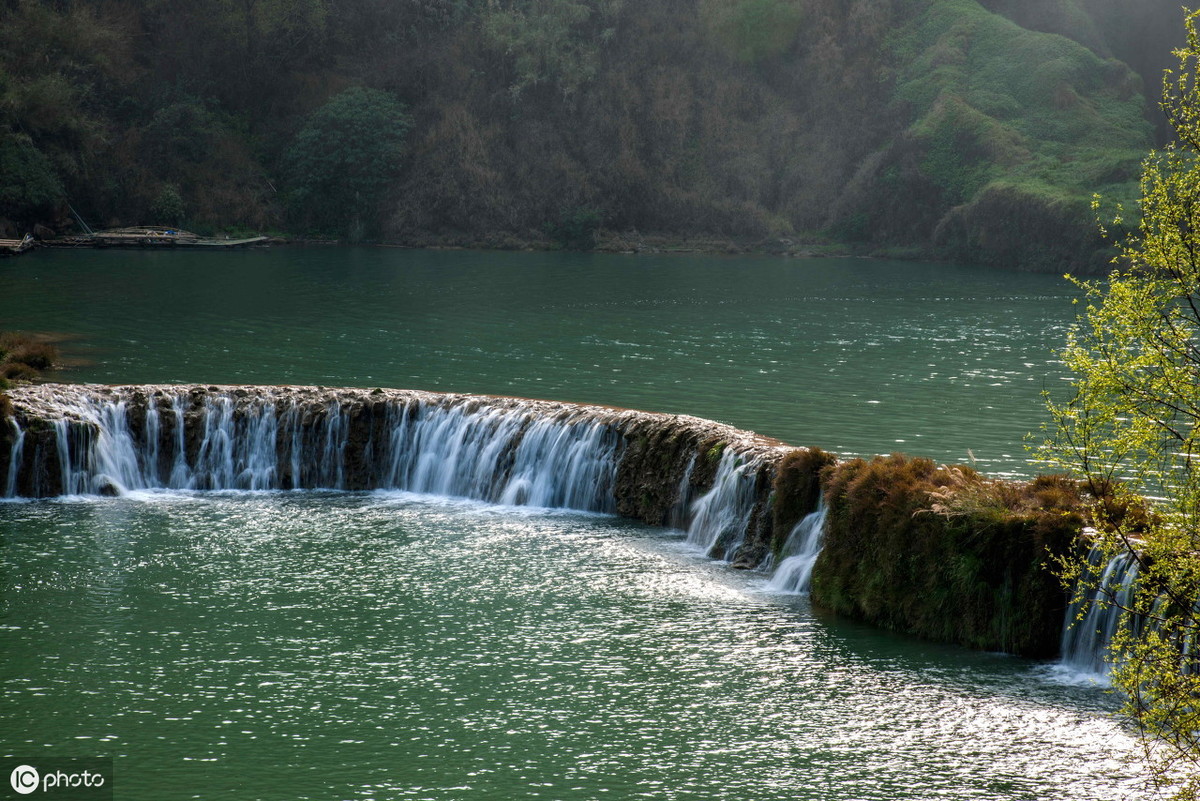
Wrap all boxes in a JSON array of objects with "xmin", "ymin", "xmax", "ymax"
[{"xmin": 0, "ymin": 0, "xmax": 1181, "ymax": 271}]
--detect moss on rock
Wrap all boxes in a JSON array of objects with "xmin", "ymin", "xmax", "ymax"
[
  {"xmin": 770, "ymin": 446, "xmax": 837, "ymax": 557},
  {"xmin": 811, "ymin": 454, "xmax": 1083, "ymax": 657}
]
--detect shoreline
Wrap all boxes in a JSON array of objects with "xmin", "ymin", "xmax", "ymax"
[
  {"xmin": 19, "ymin": 228, "xmax": 938, "ymax": 264},
  {"xmin": 15, "ymin": 227, "xmax": 1109, "ymax": 272}
]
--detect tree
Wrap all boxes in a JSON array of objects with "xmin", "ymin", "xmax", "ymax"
[
  {"xmin": 482, "ymin": 0, "xmax": 623, "ymax": 99},
  {"xmin": 282, "ymin": 87, "xmax": 413, "ymax": 240},
  {"xmin": 149, "ymin": 184, "xmax": 186, "ymax": 227},
  {"xmin": 1039, "ymin": 11, "xmax": 1200, "ymax": 800},
  {"xmin": 0, "ymin": 133, "xmax": 63, "ymax": 225}
]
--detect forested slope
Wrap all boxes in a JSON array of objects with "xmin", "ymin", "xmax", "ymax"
[{"xmin": 0, "ymin": 0, "xmax": 1180, "ymax": 271}]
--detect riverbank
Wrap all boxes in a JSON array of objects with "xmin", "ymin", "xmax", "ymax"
[
  {"xmin": 7, "ymin": 223, "xmax": 1106, "ymax": 270},
  {"xmin": 14, "ymin": 227, "xmax": 892, "ymax": 261},
  {"xmin": 269, "ymin": 228, "xmax": 1114, "ymax": 272},
  {"xmin": 375, "ymin": 229, "xmax": 890, "ymax": 261},
  {"xmin": 364, "ymin": 229, "xmax": 1052, "ymax": 269}
]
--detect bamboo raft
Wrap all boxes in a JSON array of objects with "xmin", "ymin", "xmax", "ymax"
[
  {"xmin": 0, "ymin": 234, "xmax": 35, "ymax": 256},
  {"xmin": 48, "ymin": 227, "xmax": 269, "ymax": 249}
]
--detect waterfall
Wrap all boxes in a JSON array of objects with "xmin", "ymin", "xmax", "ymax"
[
  {"xmin": 766, "ymin": 502, "xmax": 828, "ymax": 594},
  {"xmin": 1060, "ymin": 546, "xmax": 1142, "ymax": 675},
  {"xmin": 1, "ymin": 385, "xmax": 789, "ymax": 571},
  {"xmin": 384, "ymin": 403, "xmax": 528, "ymax": 500},
  {"xmin": 187, "ymin": 395, "xmax": 282, "ymax": 491},
  {"xmin": 497, "ymin": 416, "xmax": 619, "ymax": 512},
  {"xmin": 53, "ymin": 414, "xmax": 133, "ymax": 496},
  {"xmin": 168, "ymin": 395, "xmax": 188, "ymax": 489},
  {"xmin": 685, "ymin": 448, "xmax": 764, "ymax": 558},
  {"xmin": 191, "ymin": 395, "xmax": 237, "ymax": 490},
  {"xmin": 666, "ymin": 454, "xmax": 697, "ymax": 530},
  {"xmin": 379, "ymin": 402, "xmax": 620, "ymax": 512},
  {"xmin": 5, "ymin": 388, "xmax": 627, "ymax": 513},
  {"xmin": 143, "ymin": 398, "xmax": 161, "ymax": 487},
  {"xmin": 3, "ymin": 416, "xmax": 23, "ymax": 498},
  {"xmin": 317, "ymin": 399, "xmax": 347, "ymax": 490}
]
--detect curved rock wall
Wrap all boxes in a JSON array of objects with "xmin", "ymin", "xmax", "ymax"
[
  {"xmin": 0, "ymin": 384, "xmax": 798, "ymax": 565},
  {"xmin": 0, "ymin": 384, "xmax": 1086, "ymax": 658}
]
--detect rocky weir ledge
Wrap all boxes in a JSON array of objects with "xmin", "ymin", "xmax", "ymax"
[{"xmin": 0, "ymin": 383, "xmax": 1082, "ymax": 658}]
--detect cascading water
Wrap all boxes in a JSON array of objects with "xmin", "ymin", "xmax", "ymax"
[
  {"xmin": 3, "ymin": 417, "xmax": 22, "ymax": 498},
  {"xmin": 52, "ymin": 404, "xmax": 146, "ymax": 496},
  {"xmin": 380, "ymin": 402, "xmax": 620, "ymax": 512},
  {"xmin": 766, "ymin": 501, "xmax": 828, "ymax": 594},
  {"xmin": 1059, "ymin": 545, "xmax": 1142, "ymax": 676},
  {"xmin": 685, "ymin": 448, "xmax": 764, "ymax": 558},
  {"xmin": 191, "ymin": 396, "xmax": 282, "ymax": 491},
  {"xmin": 319, "ymin": 399, "xmax": 347, "ymax": 490},
  {"xmin": 2, "ymin": 385, "xmax": 789, "ymax": 574},
  {"xmin": 167, "ymin": 394, "xmax": 189, "ymax": 488},
  {"xmin": 2, "ymin": 387, "xmax": 635, "ymax": 515},
  {"xmin": 666, "ymin": 454, "xmax": 697, "ymax": 530},
  {"xmin": 497, "ymin": 416, "xmax": 619, "ymax": 511}
]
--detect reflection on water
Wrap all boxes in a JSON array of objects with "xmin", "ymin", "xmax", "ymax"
[{"xmin": 0, "ymin": 493, "xmax": 1140, "ymax": 801}]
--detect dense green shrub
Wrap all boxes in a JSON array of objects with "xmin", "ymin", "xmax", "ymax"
[
  {"xmin": 0, "ymin": 134, "xmax": 64, "ymax": 223},
  {"xmin": 482, "ymin": 0, "xmax": 623, "ymax": 97},
  {"xmin": 148, "ymin": 184, "xmax": 186, "ymax": 227},
  {"xmin": 702, "ymin": 0, "xmax": 805, "ymax": 64},
  {"xmin": 282, "ymin": 87, "xmax": 413, "ymax": 239},
  {"xmin": 141, "ymin": 100, "xmax": 222, "ymax": 168}
]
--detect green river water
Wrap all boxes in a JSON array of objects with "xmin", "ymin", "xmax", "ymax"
[{"xmin": 0, "ymin": 249, "xmax": 1143, "ymax": 800}]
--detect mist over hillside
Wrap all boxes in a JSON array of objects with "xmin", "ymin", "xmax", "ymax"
[{"xmin": 0, "ymin": 0, "xmax": 1182, "ymax": 271}]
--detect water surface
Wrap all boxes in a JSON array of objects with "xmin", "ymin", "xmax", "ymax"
[
  {"xmin": 2, "ymin": 248, "xmax": 1076, "ymax": 476},
  {"xmin": 0, "ymin": 249, "xmax": 1138, "ymax": 801},
  {"xmin": 0, "ymin": 493, "xmax": 1138, "ymax": 800}
]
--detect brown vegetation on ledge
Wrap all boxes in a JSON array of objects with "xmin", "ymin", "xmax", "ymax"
[{"xmin": 0, "ymin": 332, "xmax": 59, "ymax": 388}]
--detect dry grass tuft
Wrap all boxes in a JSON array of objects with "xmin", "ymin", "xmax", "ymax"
[{"xmin": 0, "ymin": 332, "xmax": 60, "ymax": 388}]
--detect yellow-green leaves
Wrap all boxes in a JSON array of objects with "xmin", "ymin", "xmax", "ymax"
[{"xmin": 1040, "ymin": 11, "xmax": 1200, "ymax": 798}]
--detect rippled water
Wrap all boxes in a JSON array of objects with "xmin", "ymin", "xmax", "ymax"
[
  {"xmin": 0, "ymin": 493, "xmax": 1139, "ymax": 800},
  {"xmin": 1, "ymin": 249, "xmax": 1142, "ymax": 800}
]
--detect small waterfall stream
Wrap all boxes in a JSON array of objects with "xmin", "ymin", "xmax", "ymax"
[
  {"xmin": 684, "ymin": 448, "xmax": 766, "ymax": 559},
  {"xmin": 3, "ymin": 417, "xmax": 22, "ymax": 499},
  {"xmin": 766, "ymin": 502, "xmax": 828, "ymax": 594},
  {"xmin": 1059, "ymin": 545, "xmax": 1142, "ymax": 676}
]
